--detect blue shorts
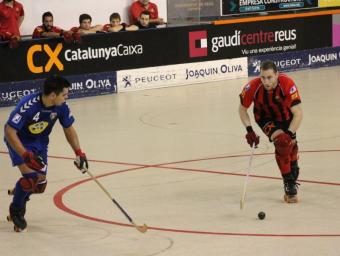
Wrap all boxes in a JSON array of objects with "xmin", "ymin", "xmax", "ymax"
[{"xmin": 5, "ymin": 138, "xmax": 48, "ymax": 173}]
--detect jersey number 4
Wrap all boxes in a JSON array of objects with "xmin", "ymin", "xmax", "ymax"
[{"xmin": 33, "ymin": 112, "xmax": 40, "ymax": 122}]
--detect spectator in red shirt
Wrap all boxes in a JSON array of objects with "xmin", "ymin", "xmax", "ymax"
[
  {"xmin": 64, "ymin": 13, "xmax": 102, "ymax": 44},
  {"xmin": 103, "ymin": 12, "xmax": 138, "ymax": 32},
  {"xmin": 32, "ymin": 12, "xmax": 63, "ymax": 39},
  {"xmin": 0, "ymin": 0, "xmax": 24, "ymax": 41},
  {"xmin": 130, "ymin": 0, "xmax": 164, "ymax": 25},
  {"xmin": 70, "ymin": 13, "xmax": 102, "ymax": 35}
]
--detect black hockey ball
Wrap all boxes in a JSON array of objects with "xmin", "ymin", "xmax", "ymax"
[{"xmin": 258, "ymin": 211, "xmax": 266, "ymax": 220}]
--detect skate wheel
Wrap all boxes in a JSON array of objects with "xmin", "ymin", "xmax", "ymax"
[
  {"xmin": 8, "ymin": 189, "xmax": 14, "ymax": 195},
  {"xmin": 284, "ymin": 195, "xmax": 298, "ymax": 203},
  {"xmin": 13, "ymin": 225, "xmax": 27, "ymax": 232},
  {"xmin": 14, "ymin": 226, "xmax": 22, "ymax": 232},
  {"xmin": 7, "ymin": 215, "xmax": 12, "ymax": 222}
]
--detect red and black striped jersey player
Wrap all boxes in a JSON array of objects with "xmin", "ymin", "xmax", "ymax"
[{"xmin": 238, "ymin": 60, "xmax": 303, "ymax": 203}]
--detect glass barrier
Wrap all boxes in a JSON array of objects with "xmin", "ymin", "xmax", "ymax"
[
  {"xmin": 167, "ymin": 0, "xmax": 340, "ymax": 26},
  {"xmin": 167, "ymin": 0, "xmax": 221, "ymax": 26}
]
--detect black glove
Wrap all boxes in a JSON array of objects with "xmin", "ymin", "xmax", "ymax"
[{"xmin": 285, "ymin": 130, "xmax": 296, "ymax": 140}]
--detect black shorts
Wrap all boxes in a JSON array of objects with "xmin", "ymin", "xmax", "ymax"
[{"xmin": 256, "ymin": 119, "xmax": 291, "ymax": 141}]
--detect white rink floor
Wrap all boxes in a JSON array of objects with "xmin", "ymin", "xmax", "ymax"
[{"xmin": 1, "ymin": 66, "xmax": 340, "ymax": 256}]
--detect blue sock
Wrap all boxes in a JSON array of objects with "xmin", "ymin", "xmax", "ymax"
[{"xmin": 12, "ymin": 173, "xmax": 37, "ymax": 209}]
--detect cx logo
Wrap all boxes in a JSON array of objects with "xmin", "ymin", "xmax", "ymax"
[
  {"xmin": 263, "ymin": 121, "xmax": 276, "ymax": 136},
  {"xmin": 27, "ymin": 43, "xmax": 64, "ymax": 74}
]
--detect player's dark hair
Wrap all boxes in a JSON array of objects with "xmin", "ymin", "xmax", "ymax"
[
  {"xmin": 110, "ymin": 13, "xmax": 121, "ymax": 22},
  {"xmin": 260, "ymin": 60, "xmax": 278, "ymax": 73},
  {"xmin": 140, "ymin": 10, "xmax": 150, "ymax": 18},
  {"xmin": 43, "ymin": 75, "xmax": 70, "ymax": 96},
  {"xmin": 79, "ymin": 13, "xmax": 92, "ymax": 24},
  {"xmin": 42, "ymin": 11, "xmax": 53, "ymax": 22}
]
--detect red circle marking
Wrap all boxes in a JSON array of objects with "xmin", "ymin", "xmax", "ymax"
[{"xmin": 53, "ymin": 149, "xmax": 340, "ymax": 237}]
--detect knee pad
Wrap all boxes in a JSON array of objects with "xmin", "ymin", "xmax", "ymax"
[
  {"xmin": 19, "ymin": 173, "xmax": 47, "ymax": 193},
  {"xmin": 274, "ymin": 133, "xmax": 293, "ymax": 156},
  {"xmin": 35, "ymin": 179, "xmax": 47, "ymax": 194},
  {"xmin": 19, "ymin": 173, "xmax": 38, "ymax": 192},
  {"xmin": 290, "ymin": 143, "xmax": 299, "ymax": 162}
]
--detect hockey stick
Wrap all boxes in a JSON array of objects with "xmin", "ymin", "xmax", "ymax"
[
  {"xmin": 240, "ymin": 143, "xmax": 256, "ymax": 210},
  {"xmin": 77, "ymin": 163, "xmax": 148, "ymax": 233}
]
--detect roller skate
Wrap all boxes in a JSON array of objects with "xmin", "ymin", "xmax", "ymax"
[
  {"xmin": 290, "ymin": 161, "xmax": 300, "ymax": 181},
  {"xmin": 283, "ymin": 173, "xmax": 299, "ymax": 203},
  {"xmin": 7, "ymin": 203, "xmax": 27, "ymax": 232},
  {"xmin": 8, "ymin": 188, "xmax": 15, "ymax": 195}
]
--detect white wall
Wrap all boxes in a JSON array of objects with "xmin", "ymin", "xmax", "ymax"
[{"xmin": 19, "ymin": 0, "xmax": 167, "ymax": 36}]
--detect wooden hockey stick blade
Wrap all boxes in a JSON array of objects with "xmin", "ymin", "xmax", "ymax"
[
  {"xmin": 133, "ymin": 222, "xmax": 148, "ymax": 233},
  {"xmin": 81, "ymin": 166, "xmax": 148, "ymax": 234}
]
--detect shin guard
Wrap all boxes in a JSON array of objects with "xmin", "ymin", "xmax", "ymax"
[
  {"xmin": 290, "ymin": 143, "xmax": 299, "ymax": 162},
  {"xmin": 274, "ymin": 133, "xmax": 293, "ymax": 176},
  {"xmin": 290, "ymin": 143, "xmax": 299, "ymax": 180},
  {"xmin": 275, "ymin": 150, "xmax": 291, "ymax": 175}
]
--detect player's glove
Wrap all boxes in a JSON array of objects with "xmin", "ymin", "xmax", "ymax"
[
  {"xmin": 245, "ymin": 126, "xmax": 259, "ymax": 147},
  {"xmin": 22, "ymin": 151, "xmax": 46, "ymax": 172},
  {"xmin": 285, "ymin": 130, "xmax": 296, "ymax": 140},
  {"xmin": 74, "ymin": 149, "xmax": 88, "ymax": 173}
]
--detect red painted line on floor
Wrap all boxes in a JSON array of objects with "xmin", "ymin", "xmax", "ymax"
[
  {"xmin": 2, "ymin": 149, "xmax": 340, "ymax": 236},
  {"xmin": 52, "ymin": 149, "xmax": 340, "ymax": 237},
  {"xmin": 155, "ymin": 149, "xmax": 340, "ymax": 166},
  {"xmin": 2, "ymin": 148, "xmax": 340, "ymax": 167},
  {"xmin": 154, "ymin": 166, "xmax": 340, "ymax": 186}
]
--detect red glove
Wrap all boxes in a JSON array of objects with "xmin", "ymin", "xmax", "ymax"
[
  {"xmin": 245, "ymin": 126, "xmax": 259, "ymax": 147},
  {"xmin": 22, "ymin": 151, "xmax": 46, "ymax": 171},
  {"xmin": 74, "ymin": 149, "xmax": 88, "ymax": 173}
]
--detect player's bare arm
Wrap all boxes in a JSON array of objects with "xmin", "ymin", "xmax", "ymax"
[
  {"xmin": 238, "ymin": 104, "xmax": 251, "ymax": 127},
  {"xmin": 288, "ymin": 103, "xmax": 303, "ymax": 133},
  {"xmin": 64, "ymin": 125, "xmax": 88, "ymax": 171},
  {"xmin": 19, "ymin": 15, "xmax": 24, "ymax": 27},
  {"xmin": 4, "ymin": 124, "xmax": 26, "ymax": 156},
  {"xmin": 41, "ymin": 31, "xmax": 60, "ymax": 38},
  {"xmin": 239, "ymin": 104, "xmax": 260, "ymax": 147},
  {"xmin": 63, "ymin": 125, "xmax": 81, "ymax": 151},
  {"xmin": 79, "ymin": 25, "xmax": 103, "ymax": 34}
]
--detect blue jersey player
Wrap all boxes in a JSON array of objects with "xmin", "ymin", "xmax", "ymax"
[{"xmin": 4, "ymin": 75, "xmax": 88, "ymax": 232}]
